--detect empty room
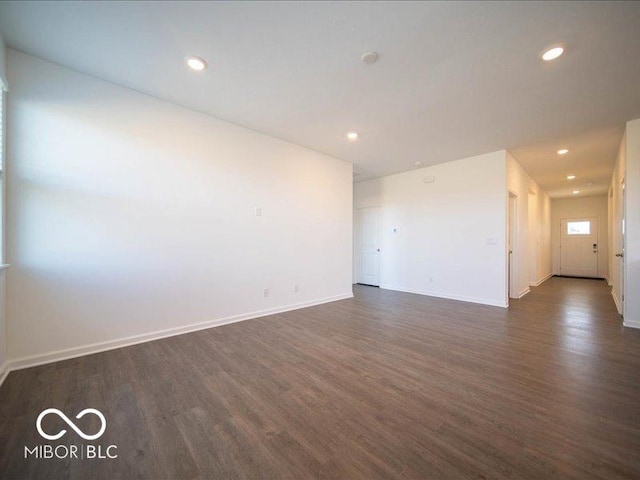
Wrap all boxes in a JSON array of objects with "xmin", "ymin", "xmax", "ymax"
[{"xmin": 1, "ymin": 1, "xmax": 640, "ymax": 479}]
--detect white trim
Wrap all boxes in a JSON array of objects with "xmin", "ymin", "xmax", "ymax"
[
  {"xmin": 515, "ymin": 287, "xmax": 530, "ymax": 299},
  {"xmin": 612, "ymin": 289, "xmax": 623, "ymax": 315},
  {"xmin": 623, "ymin": 319, "xmax": 640, "ymax": 329},
  {"xmin": 0, "ymin": 264, "xmax": 10, "ymax": 271},
  {"xmin": 0, "ymin": 361, "xmax": 8, "ymax": 387},
  {"xmin": 528, "ymin": 273, "xmax": 552, "ymax": 287},
  {"xmin": 379, "ymin": 284, "xmax": 508, "ymax": 308},
  {"xmin": 1, "ymin": 292, "xmax": 354, "ymax": 380}
]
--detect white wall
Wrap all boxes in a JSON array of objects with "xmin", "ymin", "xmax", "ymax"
[
  {"xmin": 0, "ymin": 35, "xmax": 7, "ymax": 90},
  {"xmin": 530, "ymin": 185, "xmax": 552, "ymax": 285},
  {"xmin": 624, "ymin": 119, "xmax": 640, "ymax": 327},
  {"xmin": 551, "ymin": 196, "xmax": 608, "ymax": 278},
  {"xmin": 6, "ymin": 50, "xmax": 353, "ymax": 363},
  {"xmin": 0, "ymin": 36, "xmax": 7, "ymax": 377},
  {"xmin": 506, "ymin": 152, "xmax": 552, "ymax": 297},
  {"xmin": 354, "ymin": 150, "xmax": 508, "ymax": 307}
]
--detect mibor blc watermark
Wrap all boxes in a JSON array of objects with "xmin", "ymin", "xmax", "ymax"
[{"xmin": 24, "ymin": 408, "xmax": 118, "ymax": 460}]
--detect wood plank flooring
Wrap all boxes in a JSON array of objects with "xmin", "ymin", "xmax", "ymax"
[{"xmin": 1, "ymin": 277, "xmax": 639, "ymax": 479}]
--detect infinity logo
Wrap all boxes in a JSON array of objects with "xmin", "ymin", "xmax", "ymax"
[{"xmin": 36, "ymin": 408, "xmax": 107, "ymax": 441}]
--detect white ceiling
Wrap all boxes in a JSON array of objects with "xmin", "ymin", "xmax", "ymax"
[
  {"xmin": 510, "ymin": 124, "xmax": 624, "ymax": 198},
  {"xmin": 1, "ymin": 1, "xmax": 639, "ymax": 197}
]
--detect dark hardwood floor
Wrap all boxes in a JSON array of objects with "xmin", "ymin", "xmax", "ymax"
[{"xmin": 1, "ymin": 277, "xmax": 639, "ymax": 479}]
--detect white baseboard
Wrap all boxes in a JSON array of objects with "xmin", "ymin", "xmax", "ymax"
[
  {"xmin": 529, "ymin": 273, "xmax": 552, "ymax": 287},
  {"xmin": 611, "ymin": 289, "xmax": 623, "ymax": 315},
  {"xmin": 623, "ymin": 319, "xmax": 640, "ymax": 329},
  {"xmin": 1, "ymin": 292, "xmax": 354, "ymax": 384},
  {"xmin": 379, "ymin": 284, "xmax": 508, "ymax": 308},
  {"xmin": 0, "ymin": 361, "xmax": 8, "ymax": 388},
  {"xmin": 515, "ymin": 287, "xmax": 531, "ymax": 299}
]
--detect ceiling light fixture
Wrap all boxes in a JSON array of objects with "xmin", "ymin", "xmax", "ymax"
[
  {"xmin": 572, "ymin": 190, "xmax": 580, "ymax": 195},
  {"xmin": 557, "ymin": 148, "xmax": 569, "ymax": 155},
  {"xmin": 541, "ymin": 45, "xmax": 565, "ymax": 62},
  {"xmin": 414, "ymin": 161, "xmax": 422, "ymax": 167},
  {"xmin": 361, "ymin": 51, "xmax": 379, "ymax": 65},
  {"xmin": 186, "ymin": 56, "xmax": 207, "ymax": 71},
  {"xmin": 346, "ymin": 132, "xmax": 359, "ymax": 141},
  {"xmin": 567, "ymin": 175, "xmax": 576, "ymax": 180}
]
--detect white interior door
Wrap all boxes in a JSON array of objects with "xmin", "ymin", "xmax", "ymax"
[
  {"xmin": 508, "ymin": 193, "xmax": 517, "ymax": 298},
  {"xmin": 620, "ymin": 179, "xmax": 626, "ymax": 310},
  {"xmin": 358, "ymin": 207, "xmax": 380, "ymax": 286},
  {"xmin": 560, "ymin": 217, "xmax": 599, "ymax": 277}
]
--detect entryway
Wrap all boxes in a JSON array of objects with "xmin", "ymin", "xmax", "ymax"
[{"xmin": 559, "ymin": 217, "xmax": 599, "ymax": 277}]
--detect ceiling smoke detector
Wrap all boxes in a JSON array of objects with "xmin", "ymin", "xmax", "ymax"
[{"xmin": 361, "ymin": 52, "xmax": 379, "ymax": 65}]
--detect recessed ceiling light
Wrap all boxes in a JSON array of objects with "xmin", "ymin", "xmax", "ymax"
[
  {"xmin": 361, "ymin": 52, "xmax": 379, "ymax": 64},
  {"xmin": 573, "ymin": 190, "xmax": 580, "ymax": 194},
  {"xmin": 557, "ymin": 148, "xmax": 569, "ymax": 155},
  {"xmin": 414, "ymin": 161, "xmax": 422, "ymax": 167},
  {"xmin": 567, "ymin": 175, "xmax": 576, "ymax": 180},
  {"xmin": 541, "ymin": 45, "xmax": 564, "ymax": 62},
  {"xmin": 346, "ymin": 131, "xmax": 359, "ymax": 141},
  {"xmin": 186, "ymin": 56, "xmax": 207, "ymax": 71}
]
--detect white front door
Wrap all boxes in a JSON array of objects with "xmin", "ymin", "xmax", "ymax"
[
  {"xmin": 560, "ymin": 217, "xmax": 599, "ymax": 277},
  {"xmin": 358, "ymin": 207, "xmax": 380, "ymax": 286}
]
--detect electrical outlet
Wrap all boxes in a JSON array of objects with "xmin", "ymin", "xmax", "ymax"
[
  {"xmin": 263, "ymin": 288, "xmax": 269, "ymax": 298},
  {"xmin": 428, "ymin": 276, "xmax": 434, "ymax": 283},
  {"xmin": 255, "ymin": 207, "xmax": 262, "ymax": 217},
  {"xmin": 294, "ymin": 284, "xmax": 299, "ymax": 293}
]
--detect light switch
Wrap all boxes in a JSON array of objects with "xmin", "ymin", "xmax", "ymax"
[{"xmin": 486, "ymin": 238, "xmax": 498, "ymax": 245}]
